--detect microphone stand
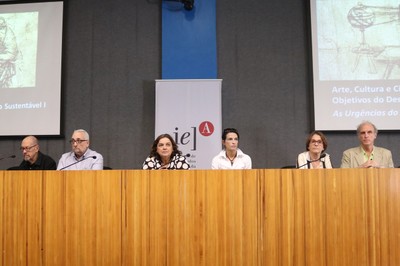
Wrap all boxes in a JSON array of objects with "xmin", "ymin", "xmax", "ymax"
[
  {"xmin": 297, "ymin": 154, "xmax": 326, "ymax": 169},
  {"xmin": 0, "ymin": 155, "xmax": 16, "ymax": 160},
  {"xmin": 59, "ymin": 156, "xmax": 96, "ymax": 170}
]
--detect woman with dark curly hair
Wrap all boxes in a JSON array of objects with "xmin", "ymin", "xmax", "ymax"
[{"xmin": 142, "ymin": 133, "xmax": 190, "ymax": 170}]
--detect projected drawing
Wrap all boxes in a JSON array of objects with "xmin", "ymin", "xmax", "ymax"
[
  {"xmin": 0, "ymin": 13, "xmax": 38, "ymax": 88},
  {"xmin": 0, "ymin": 17, "xmax": 18, "ymax": 88},
  {"xmin": 348, "ymin": 3, "xmax": 400, "ymax": 79},
  {"xmin": 316, "ymin": 1, "xmax": 400, "ymax": 80}
]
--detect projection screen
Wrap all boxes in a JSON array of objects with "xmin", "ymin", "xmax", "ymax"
[
  {"xmin": 310, "ymin": 0, "xmax": 400, "ymax": 130},
  {"xmin": 0, "ymin": 1, "xmax": 63, "ymax": 136}
]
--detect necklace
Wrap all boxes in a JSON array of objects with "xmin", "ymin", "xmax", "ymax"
[
  {"xmin": 160, "ymin": 162, "xmax": 169, "ymax": 169},
  {"xmin": 226, "ymin": 152, "xmax": 237, "ymax": 166},
  {"xmin": 311, "ymin": 160, "xmax": 321, "ymax": 169}
]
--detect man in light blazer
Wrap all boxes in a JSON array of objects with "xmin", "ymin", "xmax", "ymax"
[{"xmin": 341, "ymin": 121, "xmax": 394, "ymax": 168}]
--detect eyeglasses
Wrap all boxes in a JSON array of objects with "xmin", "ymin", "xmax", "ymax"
[
  {"xmin": 311, "ymin": 140, "xmax": 322, "ymax": 145},
  {"xmin": 20, "ymin": 144, "xmax": 37, "ymax": 151},
  {"xmin": 69, "ymin": 139, "xmax": 88, "ymax": 144}
]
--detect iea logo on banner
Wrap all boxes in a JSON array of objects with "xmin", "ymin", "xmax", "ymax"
[{"xmin": 155, "ymin": 79, "xmax": 222, "ymax": 169}]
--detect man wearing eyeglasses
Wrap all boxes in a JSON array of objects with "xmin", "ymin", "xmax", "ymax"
[
  {"xmin": 56, "ymin": 129, "xmax": 103, "ymax": 170},
  {"xmin": 18, "ymin": 136, "xmax": 57, "ymax": 170}
]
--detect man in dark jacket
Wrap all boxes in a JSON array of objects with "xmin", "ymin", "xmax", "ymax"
[{"xmin": 18, "ymin": 135, "xmax": 56, "ymax": 170}]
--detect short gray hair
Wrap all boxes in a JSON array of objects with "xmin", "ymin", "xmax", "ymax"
[
  {"xmin": 356, "ymin": 121, "xmax": 378, "ymax": 135},
  {"xmin": 73, "ymin": 129, "xmax": 90, "ymax": 140}
]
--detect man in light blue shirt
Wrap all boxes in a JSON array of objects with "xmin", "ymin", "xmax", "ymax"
[{"xmin": 57, "ymin": 129, "xmax": 104, "ymax": 170}]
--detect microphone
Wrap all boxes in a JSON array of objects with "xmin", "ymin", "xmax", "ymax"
[
  {"xmin": 297, "ymin": 153, "xmax": 326, "ymax": 169},
  {"xmin": 59, "ymin": 155, "xmax": 97, "ymax": 170},
  {"xmin": 0, "ymin": 155, "xmax": 16, "ymax": 160}
]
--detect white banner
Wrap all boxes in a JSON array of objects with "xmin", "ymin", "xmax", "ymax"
[{"xmin": 155, "ymin": 79, "xmax": 222, "ymax": 169}]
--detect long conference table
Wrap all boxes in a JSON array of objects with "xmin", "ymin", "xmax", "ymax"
[{"xmin": 0, "ymin": 169, "xmax": 399, "ymax": 265}]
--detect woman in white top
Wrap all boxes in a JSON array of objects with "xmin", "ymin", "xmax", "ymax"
[
  {"xmin": 297, "ymin": 131, "xmax": 333, "ymax": 169},
  {"xmin": 211, "ymin": 128, "xmax": 252, "ymax": 169}
]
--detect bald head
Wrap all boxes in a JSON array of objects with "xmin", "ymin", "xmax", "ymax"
[{"xmin": 22, "ymin": 136, "xmax": 38, "ymax": 146}]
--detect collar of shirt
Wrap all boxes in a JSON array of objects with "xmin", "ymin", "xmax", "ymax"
[
  {"xmin": 72, "ymin": 149, "xmax": 91, "ymax": 161},
  {"xmin": 362, "ymin": 146, "xmax": 374, "ymax": 161},
  {"xmin": 221, "ymin": 149, "xmax": 244, "ymax": 159}
]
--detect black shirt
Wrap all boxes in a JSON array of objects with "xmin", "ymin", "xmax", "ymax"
[{"xmin": 18, "ymin": 151, "xmax": 57, "ymax": 170}]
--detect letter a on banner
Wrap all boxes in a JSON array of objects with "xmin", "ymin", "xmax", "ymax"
[{"xmin": 155, "ymin": 79, "xmax": 222, "ymax": 169}]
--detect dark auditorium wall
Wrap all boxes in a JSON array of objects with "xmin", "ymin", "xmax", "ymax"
[{"xmin": 0, "ymin": 0, "xmax": 398, "ymax": 169}]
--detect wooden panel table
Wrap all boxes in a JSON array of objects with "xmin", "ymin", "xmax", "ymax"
[{"xmin": 0, "ymin": 169, "xmax": 399, "ymax": 265}]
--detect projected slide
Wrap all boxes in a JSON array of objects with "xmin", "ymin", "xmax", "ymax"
[
  {"xmin": 0, "ymin": 1, "xmax": 63, "ymax": 136},
  {"xmin": 310, "ymin": 0, "xmax": 400, "ymax": 130}
]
